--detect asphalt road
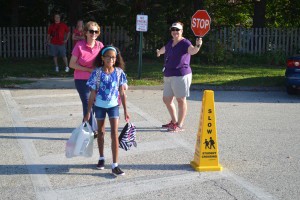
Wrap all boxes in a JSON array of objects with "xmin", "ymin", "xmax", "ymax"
[{"xmin": 0, "ymin": 77, "xmax": 299, "ymax": 200}]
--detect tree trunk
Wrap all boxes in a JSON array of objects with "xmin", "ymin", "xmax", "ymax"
[{"xmin": 253, "ymin": 0, "xmax": 266, "ymax": 28}]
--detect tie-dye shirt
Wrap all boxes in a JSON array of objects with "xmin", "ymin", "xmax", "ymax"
[{"xmin": 87, "ymin": 67, "xmax": 127, "ymax": 108}]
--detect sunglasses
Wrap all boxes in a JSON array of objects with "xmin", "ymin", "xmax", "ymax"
[
  {"xmin": 171, "ymin": 28, "xmax": 181, "ymax": 32},
  {"xmin": 88, "ymin": 30, "xmax": 99, "ymax": 34}
]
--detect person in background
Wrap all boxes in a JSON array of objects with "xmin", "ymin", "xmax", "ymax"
[
  {"xmin": 72, "ymin": 19, "xmax": 85, "ymax": 47},
  {"xmin": 47, "ymin": 13, "xmax": 70, "ymax": 73},
  {"xmin": 69, "ymin": 21, "xmax": 104, "ymax": 136},
  {"xmin": 84, "ymin": 45, "xmax": 129, "ymax": 176},
  {"xmin": 156, "ymin": 21, "xmax": 202, "ymax": 132}
]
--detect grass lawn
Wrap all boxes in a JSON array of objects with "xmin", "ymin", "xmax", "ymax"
[{"xmin": 0, "ymin": 57, "xmax": 286, "ymax": 88}]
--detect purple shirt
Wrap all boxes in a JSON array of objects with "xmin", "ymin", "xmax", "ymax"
[{"xmin": 163, "ymin": 38, "xmax": 192, "ymax": 77}]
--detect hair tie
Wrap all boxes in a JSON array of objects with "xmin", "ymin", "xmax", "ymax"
[{"xmin": 101, "ymin": 46, "xmax": 117, "ymax": 55}]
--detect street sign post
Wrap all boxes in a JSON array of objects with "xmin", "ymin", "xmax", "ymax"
[
  {"xmin": 136, "ymin": 15, "xmax": 148, "ymax": 32},
  {"xmin": 191, "ymin": 10, "xmax": 211, "ymax": 37}
]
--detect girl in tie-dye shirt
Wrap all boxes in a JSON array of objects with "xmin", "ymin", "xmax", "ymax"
[{"xmin": 84, "ymin": 45, "xmax": 129, "ymax": 176}]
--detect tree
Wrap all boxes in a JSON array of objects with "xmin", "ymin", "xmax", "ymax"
[{"xmin": 0, "ymin": 0, "xmax": 299, "ymax": 28}]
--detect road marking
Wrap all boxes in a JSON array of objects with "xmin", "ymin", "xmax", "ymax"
[
  {"xmin": 1, "ymin": 89, "xmax": 276, "ymax": 200},
  {"xmin": 22, "ymin": 102, "xmax": 81, "ymax": 108},
  {"xmin": 48, "ymin": 172, "xmax": 220, "ymax": 199},
  {"xmin": 13, "ymin": 93, "xmax": 77, "ymax": 100},
  {"xmin": 1, "ymin": 90, "xmax": 58, "ymax": 200},
  {"xmin": 222, "ymin": 170, "xmax": 275, "ymax": 200},
  {"xmin": 22, "ymin": 113, "xmax": 82, "ymax": 122},
  {"xmin": 40, "ymin": 140, "xmax": 180, "ymax": 164}
]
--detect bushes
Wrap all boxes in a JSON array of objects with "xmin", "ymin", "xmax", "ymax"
[{"xmin": 193, "ymin": 41, "xmax": 288, "ymax": 66}]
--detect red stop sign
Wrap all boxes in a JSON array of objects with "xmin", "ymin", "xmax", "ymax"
[{"xmin": 191, "ymin": 10, "xmax": 211, "ymax": 37}]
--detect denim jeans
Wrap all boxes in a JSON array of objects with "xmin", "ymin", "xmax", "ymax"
[
  {"xmin": 94, "ymin": 105, "xmax": 120, "ymax": 120},
  {"xmin": 75, "ymin": 79, "xmax": 95, "ymax": 129}
]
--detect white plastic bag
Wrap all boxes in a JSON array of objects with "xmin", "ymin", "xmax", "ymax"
[
  {"xmin": 91, "ymin": 112, "xmax": 98, "ymax": 132},
  {"xmin": 65, "ymin": 122, "xmax": 94, "ymax": 158}
]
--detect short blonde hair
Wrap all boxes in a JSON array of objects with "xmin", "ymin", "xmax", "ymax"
[{"xmin": 83, "ymin": 21, "xmax": 101, "ymax": 39}]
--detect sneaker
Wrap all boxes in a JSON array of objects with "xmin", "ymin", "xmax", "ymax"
[
  {"xmin": 167, "ymin": 123, "xmax": 184, "ymax": 132},
  {"xmin": 96, "ymin": 160, "xmax": 105, "ymax": 170},
  {"xmin": 55, "ymin": 66, "xmax": 59, "ymax": 72},
  {"xmin": 65, "ymin": 66, "xmax": 70, "ymax": 72},
  {"xmin": 161, "ymin": 121, "xmax": 174, "ymax": 129},
  {"xmin": 112, "ymin": 166, "xmax": 125, "ymax": 176},
  {"xmin": 93, "ymin": 131, "xmax": 98, "ymax": 139}
]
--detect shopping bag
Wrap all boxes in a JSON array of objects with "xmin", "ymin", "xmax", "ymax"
[
  {"xmin": 118, "ymin": 122, "xmax": 137, "ymax": 151},
  {"xmin": 65, "ymin": 125, "xmax": 81, "ymax": 158},
  {"xmin": 65, "ymin": 122, "xmax": 94, "ymax": 158},
  {"xmin": 91, "ymin": 112, "xmax": 98, "ymax": 132}
]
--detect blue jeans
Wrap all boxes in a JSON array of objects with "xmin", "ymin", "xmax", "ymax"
[{"xmin": 75, "ymin": 79, "xmax": 94, "ymax": 129}]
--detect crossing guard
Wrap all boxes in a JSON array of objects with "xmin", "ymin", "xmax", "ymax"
[{"xmin": 190, "ymin": 90, "xmax": 223, "ymax": 171}]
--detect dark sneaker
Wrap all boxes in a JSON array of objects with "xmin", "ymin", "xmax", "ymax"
[
  {"xmin": 112, "ymin": 166, "xmax": 125, "ymax": 176},
  {"xmin": 162, "ymin": 121, "xmax": 174, "ymax": 128},
  {"xmin": 93, "ymin": 131, "xmax": 98, "ymax": 139},
  {"xmin": 96, "ymin": 160, "xmax": 105, "ymax": 170},
  {"xmin": 167, "ymin": 123, "xmax": 184, "ymax": 132}
]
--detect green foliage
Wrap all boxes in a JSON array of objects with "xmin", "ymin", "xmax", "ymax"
[
  {"xmin": 204, "ymin": 41, "xmax": 234, "ymax": 64},
  {"xmin": 264, "ymin": 51, "xmax": 287, "ymax": 66},
  {"xmin": 1, "ymin": 0, "xmax": 300, "ymax": 28}
]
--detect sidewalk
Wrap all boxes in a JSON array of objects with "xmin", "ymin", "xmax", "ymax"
[
  {"xmin": 5, "ymin": 77, "xmax": 284, "ymax": 91},
  {"xmin": 0, "ymin": 77, "xmax": 298, "ymax": 200}
]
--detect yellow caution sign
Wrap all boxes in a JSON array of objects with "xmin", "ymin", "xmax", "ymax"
[{"xmin": 190, "ymin": 90, "xmax": 223, "ymax": 171}]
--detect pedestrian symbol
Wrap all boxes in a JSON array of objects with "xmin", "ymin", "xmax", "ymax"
[{"xmin": 203, "ymin": 137, "xmax": 215, "ymax": 149}]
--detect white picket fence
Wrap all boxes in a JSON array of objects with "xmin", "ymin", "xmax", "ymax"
[
  {"xmin": 0, "ymin": 26, "xmax": 132, "ymax": 58},
  {"xmin": 209, "ymin": 27, "xmax": 300, "ymax": 55},
  {"xmin": 0, "ymin": 26, "xmax": 299, "ymax": 58}
]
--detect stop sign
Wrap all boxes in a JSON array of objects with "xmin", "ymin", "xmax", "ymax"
[{"xmin": 191, "ymin": 10, "xmax": 211, "ymax": 37}]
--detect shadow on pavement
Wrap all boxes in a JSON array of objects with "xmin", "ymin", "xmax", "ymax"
[{"xmin": 0, "ymin": 164, "xmax": 193, "ymax": 175}]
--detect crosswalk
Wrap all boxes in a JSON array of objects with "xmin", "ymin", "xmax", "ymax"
[{"xmin": 1, "ymin": 89, "xmax": 275, "ymax": 200}]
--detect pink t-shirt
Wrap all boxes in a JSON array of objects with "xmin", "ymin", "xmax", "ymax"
[{"xmin": 72, "ymin": 40, "xmax": 104, "ymax": 80}]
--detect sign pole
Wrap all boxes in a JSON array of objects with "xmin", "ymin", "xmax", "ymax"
[
  {"xmin": 138, "ymin": 31, "xmax": 143, "ymax": 79},
  {"xmin": 136, "ymin": 13, "xmax": 148, "ymax": 79}
]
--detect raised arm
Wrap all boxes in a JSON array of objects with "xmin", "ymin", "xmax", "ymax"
[{"xmin": 188, "ymin": 38, "xmax": 203, "ymax": 55}]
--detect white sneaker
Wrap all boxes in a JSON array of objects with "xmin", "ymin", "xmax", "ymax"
[
  {"xmin": 65, "ymin": 67, "xmax": 70, "ymax": 72},
  {"xmin": 55, "ymin": 66, "xmax": 59, "ymax": 72}
]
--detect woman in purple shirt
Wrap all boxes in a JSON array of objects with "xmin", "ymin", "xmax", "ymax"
[{"xmin": 156, "ymin": 22, "xmax": 202, "ymax": 132}]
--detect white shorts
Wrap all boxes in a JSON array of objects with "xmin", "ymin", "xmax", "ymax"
[{"xmin": 163, "ymin": 73, "xmax": 192, "ymax": 98}]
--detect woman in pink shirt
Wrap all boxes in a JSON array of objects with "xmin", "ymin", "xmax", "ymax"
[{"xmin": 69, "ymin": 21, "xmax": 104, "ymax": 135}]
